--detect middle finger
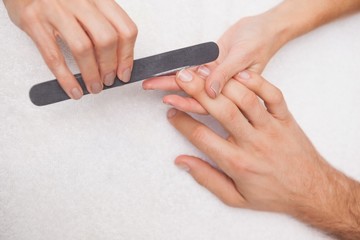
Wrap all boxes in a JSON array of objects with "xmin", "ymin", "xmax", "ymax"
[{"xmin": 175, "ymin": 69, "xmax": 254, "ymax": 140}]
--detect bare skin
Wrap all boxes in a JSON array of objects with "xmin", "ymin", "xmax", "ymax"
[
  {"xmin": 143, "ymin": 0, "xmax": 360, "ymax": 99},
  {"xmin": 168, "ymin": 69, "xmax": 360, "ymax": 240},
  {"xmin": 143, "ymin": 1, "xmax": 360, "ymax": 239},
  {"xmin": 3, "ymin": 0, "xmax": 138, "ymax": 99}
]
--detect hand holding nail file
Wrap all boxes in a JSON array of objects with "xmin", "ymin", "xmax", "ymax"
[{"xmin": 29, "ymin": 42, "xmax": 219, "ymax": 106}]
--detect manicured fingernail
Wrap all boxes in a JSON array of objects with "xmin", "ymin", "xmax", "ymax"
[
  {"xmin": 122, "ymin": 68, "xmax": 132, "ymax": 83},
  {"xmin": 238, "ymin": 71, "xmax": 250, "ymax": 80},
  {"xmin": 167, "ymin": 108, "xmax": 178, "ymax": 118},
  {"xmin": 197, "ymin": 65, "xmax": 211, "ymax": 77},
  {"xmin": 70, "ymin": 88, "xmax": 82, "ymax": 100},
  {"xmin": 90, "ymin": 82, "xmax": 103, "ymax": 94},
  {"xmin": 104, "ymin": 72, "xmax": 116, "ymax": 86},
  {"xmin": 210, "ymin": 81, "xmax": 220, "ymax": 98},
  {"xmin": 176, "ymin": 162, "xmax": 190, "ymax": 172},
  {"xmin": 178, "ymin": 69, "xmax": 193, "ymax": 82}
]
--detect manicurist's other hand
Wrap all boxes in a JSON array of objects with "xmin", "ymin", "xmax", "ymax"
[{"xmin": 3, "ymin": 0, "xmax": 138, "ymax": 99}]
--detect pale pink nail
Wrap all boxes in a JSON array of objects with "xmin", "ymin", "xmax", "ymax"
[
  {"xmin": 178, "ymin": 69, "xmax": 193, "ymax": 82},
  {"xmin": 104, "ymin": 71, "xmax": 116, "ymax": 86},
  {"xmin": 238, "ymin": 71, "xmax": 251, "ymax": 80},
  {"xmin": 90, "ymin": 82, "xmax": 103, "ymax": 94},
  {"xmin": 197, "ymin": 65, "xmax": 211, "ymax": 77},
  {"xmin": 122, "ymin": 68, "xmax": 132, "ymax": 83},
  {"xmin": 70, "ymin": 88, "xmax": 82, "ymax": 100},
  {"xmin": 210, "ymin": 81, "xmax": 220, "ymax": 98},
  {"xmin": 176, "ymin": 163, "xmax": 190, "ymax": 172},
  {"xmin": 167, "ymin": 108, "xmax": 178, "ymax": 118}
]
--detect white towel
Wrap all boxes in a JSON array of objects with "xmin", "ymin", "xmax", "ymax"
[{"xmin": 1, "ymin": 1, "xmax": 359, "ymax": 239}]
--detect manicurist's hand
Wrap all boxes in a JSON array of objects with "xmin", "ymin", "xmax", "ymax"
[
  {"xmin": 143, "ymin": 14, "xmax": 286, "ymax": 98},
  {"xmin": 3, "ymin": 0, "xmax": 138, "ymax": 100},
  {"xmin": 143, "ymin": 0, "xmax": 360, "ymax": 100},
  {"xmin": 167, "ymin": 69, "xmax": 360, "ymax": 239}
]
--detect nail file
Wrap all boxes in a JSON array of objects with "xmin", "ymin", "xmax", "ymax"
[{"xmin": 29, "ymin": 42, "xmax": 219, "ymax": 106}]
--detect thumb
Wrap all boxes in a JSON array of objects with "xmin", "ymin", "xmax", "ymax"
[{"xmin": 206, "ymin": 52, "xmax": 250, "ymax": 98}]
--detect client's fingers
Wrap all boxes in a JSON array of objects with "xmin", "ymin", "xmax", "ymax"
[
  {"xmin": 175, "ymin": 155, "xmax": 245, "ymax": 208},
  {"xmin": 235, "ymin": 71, "xmax": 290, "ymax": 121},
  {"xmin": 175, "ymin": 69, "xmax": 254, "ymax": 140},
  {"xmin": 142, "ymin": 75, "xmax": 180, "ymax": 91},
  {"xmin": 167, "ymin": 108, "xmax": 241, "ymax": 177},
  {"xmin": 222, "ymin": 79, "xmax": 271, "ymax": 128},
  {"xmin": 163, "ymin": 95, "xmax": 208, "ymax": 115}
]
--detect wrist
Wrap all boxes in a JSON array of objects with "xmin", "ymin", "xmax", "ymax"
[
  {"xmin": 291, "ymin": 161, "xmax": 360, "ymax": 238},
  {"xmin": 258, "ymin": 2, "xmax": 305, "ymax": 50}
]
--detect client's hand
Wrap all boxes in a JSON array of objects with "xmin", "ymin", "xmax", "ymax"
[
  {"xmin": 167, "ymin": 69, "xmax": 330, "ymax": 212},
  {"xmin": 166, "ymin": 70, "xmax": 360, "ymax": 240}
]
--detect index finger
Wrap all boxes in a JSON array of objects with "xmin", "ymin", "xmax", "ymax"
[
  {"xmin": 29, "ymin": 23, "xmax": 83, "ymax": 100},
  {"xmin": 95, "ymin": 0, "xmax": 138, "ymax": 82},
  {"xmin": 167, "ymin": 108, "xmax": 241, "ymax": 177}
]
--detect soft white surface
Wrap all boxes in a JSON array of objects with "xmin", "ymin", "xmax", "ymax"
[{"xmin": 1, "ymin": 1, "xmax": 359, "ymax": 239}]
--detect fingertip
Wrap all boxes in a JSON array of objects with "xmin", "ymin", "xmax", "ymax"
[
  {"xmin": 205, "ymin": 78, "xmax": 217, "ymax": 99},
  {"xmin": 177, "ymin": 68, "xmax": 194, "ymax": 83},
  {"xmin": 210, "ymin": 81, "xmax": 221, "ymax": 98},
  {"xmin": 175, "ymin": 156, "xmax": 191, "ymax": 172},
  {"xmin": 167, "ymin": 108, "xmax": 178, "ymax": 119},
  {"xmin": 117, "ymin": 67, "xmax": 132, "ymax": 83},
  {"xmin": 89, "ymin": 82, "xmax": 103, "ymax": 94},
  {"xmin": 103, "ymin": 71, "xmax": 116, "ymax": 87},
  {"xmin": 69, "ymin": 87, "xmax": 83, "ymax": 100},
  {"xmin": 235, "ymin": 70, "xmax": 252, "ymax": 83},
  {"xmin": 162, "ymin": 95, "xmax": 172, "ymax": 105},
  {"xmin": 205, "ymin": 71, "xmax": 223, "ymax": 99},
  {"xmin": 197, "ymin": 65, "xmax": 211, "ymax": 78},
  {"xmin": 142, "ymin": 80, "xmax": 152, "ymax": 90}
]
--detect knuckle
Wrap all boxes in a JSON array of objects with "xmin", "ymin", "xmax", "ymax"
[
  {"xmin": 119, "ymin": 52, "xmax": 134, "ymax": 63},
  {"xmin": 191, "ymin": 125, "xmax": 208, "ymax": 143},
  {"xmin": 239, "ymin": 91, "xmax": 258, "ymax": 108},
  {"xmin": 95, "ymin": 31, "xmax": 118, "ymax": 49},
  {"xmin": 44, "ymin": 49, "xmax": 63, "ymax": 69},
  {"xmin": 119, "ymin": 23, "xmax": 138, "ymax": 41},
  {"xmin": 223, "ymin": 152, "xmax": 250, "ymax": 174},
  {"xmin": 270, "ymin": 88, "xmax": 285, "ymax": 105},
  {"xmin": 19, "ymin": 5, "xmax": 38, "ymax": 27},
  {"xmin": 222, "ymin": 105, "xmax": 239, "ymax": 123},
  {"xmin": 72, "ymin": 40, "xmax": 93, "ymax": 56}
]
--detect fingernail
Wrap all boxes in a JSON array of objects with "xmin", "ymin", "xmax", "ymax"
[
  {"xmin": 167, "ymin": 108, "xmax": 178, "ymax": 118},
  {"xmin": 163, "ymin": 99, "xmax": 173, "ymax": 106},
  {"xmin": 197, "ymin": 65, "xmax": 211, "ymax": 77},
  {"xmin": 90, "ymin": 82, "xmax": 103, "ymax": 94},
  {"xmin": 121, "ymin": 68, "xmax": 132, "ymax": 83},
  {"xmin": 178, "ymin": 69, "xmax": 193, "ymax": 82},
  {"xmin": 142, "ymin": 82, "xmax": 152, "ymax": 90},
  {"xmin": 104, "ymin": 72, "xmax": 116, "ymax": 86},
  {"xmin": 210, "ymin": 81, "xmax": 220, "ymax": 98},
  {"xmin": 70, "ymin": 88, "xmax": 82, "ymax": 100},
  {"xmin": 176, "ymin": 162, "xmax": 190, "ymax": 172},
  {"xmin": 238, "ymin": 71, "xmax": 251, "ymax": 80}
]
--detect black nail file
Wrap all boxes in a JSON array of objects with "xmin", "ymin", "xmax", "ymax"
[{"xmin": 29, "ymin": 42, "xmax": 219, "ymax": 106}]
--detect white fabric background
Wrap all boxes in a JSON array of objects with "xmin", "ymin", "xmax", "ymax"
[{"xmin": 1, "ymin": 0, "xmax": 360, "ymax": 239}]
